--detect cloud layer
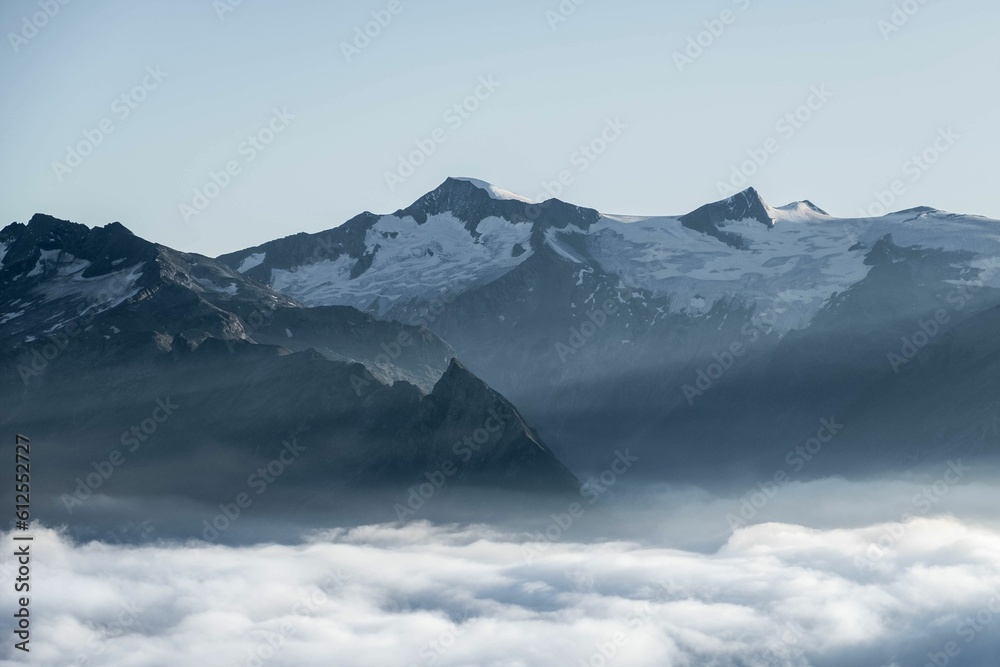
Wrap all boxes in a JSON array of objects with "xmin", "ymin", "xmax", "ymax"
[{"xmin": 4, "ymin": 513, "xmax": 1000, "ymax": 667}]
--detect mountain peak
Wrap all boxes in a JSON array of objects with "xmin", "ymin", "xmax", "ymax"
[
  {"xmin": 799, "ymin": 200, "xmax": 828, "ymax": 215},
  {"xmin": 416, "ymin": 356, "xmax": 581, "ymax": 491},
  {"xmin": 394, "ymin": 177, "xmax": 594, "ymax": 234},
  {"xmin": 0, "ymin": 215, "xmax": 151, "ymax": 279},
  {"xmin": 893, "ymin": 206, "xmax": 944, "ymax": 217},
  {"xmin": 678, "ymin": 188, "xmax": 775, "ymax": 249},
  {"xmin": 432, "ymin": 357, "xmax": 479, "ymax": 397},
  {"xmin": 450, "ymin": 177, "xmax": 534, "ymax": 203},
  {"xmin": 724, "ymin": 187, "xmax": 774, "ymax": 223},
  {"xmin": 689, "ymin": 188, "xmax": 774, "ymax": 225},
  {"xmin": 21, "ymin": 214, "xmax": 138, "ymax": 241},
  {"xmin": 735, "ymin": 186, "xmax": 763, "ymax": 200},
  {"xmin": 25, "ymin": 213, "xmax": 88, "ymax": 236},
  {"xmin": 772, "ymin": 199, "xmax": 831, "ymax": 222},
  {"xmin": 394, "ymin": 177, "xmax": 506, "ymax": 225}
]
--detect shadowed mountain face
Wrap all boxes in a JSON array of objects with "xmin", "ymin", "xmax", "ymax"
[
  {"xmin": 678, "ymin": 187, "xmax": 775, "ymax": 248},
  {"xmin": 217, "ymin": 179, "xmax": 1000, "ymax": 484},
  {"xmin": 0, "ymin": 215, "xmax": 581, "ymax": 530}
]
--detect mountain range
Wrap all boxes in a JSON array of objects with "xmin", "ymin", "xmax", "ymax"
[
  {"xmin": 0, "ymin": 213, "xmax": 579, "ymax": 530},
  {"xmin": 3, "ymin": 177, "xmax": 999, "ymax": 531},
  {"xmin": 218, "ymin": 177, "xmax": 1000, "ymax": 482}
]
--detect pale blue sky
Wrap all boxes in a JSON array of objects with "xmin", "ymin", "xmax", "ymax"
[{"xmin": 1, "ymin": 0, "xmax": 997, "ymax": 255}]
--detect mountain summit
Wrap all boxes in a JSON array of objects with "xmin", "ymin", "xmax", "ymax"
[{"xmin": 678, "ymin": 187, "xmax": 775, "ymax": 248}]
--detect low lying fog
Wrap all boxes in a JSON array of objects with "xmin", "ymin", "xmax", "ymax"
[{"xmin": 5, "ymin": 472, "xmax": 1000, "ymax": 667}]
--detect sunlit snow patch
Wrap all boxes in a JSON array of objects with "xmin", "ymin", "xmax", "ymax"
[{"xmin": 454, "ymin": 177, "xmax": 535, "ymax": 203}]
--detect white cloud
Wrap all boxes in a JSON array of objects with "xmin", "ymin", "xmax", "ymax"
[{"xmin": 4, "ymin": 514, "xmax": 1000, "ymax": 667}]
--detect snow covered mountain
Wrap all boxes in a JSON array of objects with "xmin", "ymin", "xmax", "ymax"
[
  {"xmin": 219, "ymin": 179, "xmax": 1000, "ymax": 481},
  {"xmin": 218, "ymin": 177, "xmax": 599, "ymax": 322},
  {"xmin": 220, "ymin": 178, "xmax": 1000, "ymax": 334}
]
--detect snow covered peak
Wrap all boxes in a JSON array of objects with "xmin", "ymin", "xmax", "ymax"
[
  {"xmin": 451, "ymin": 177, "xmax": 534, "ymax": 203},
  {"xmin": 772, "ymin": 200, "xmax": 831, "ymax": 223},
  {"xmin": 891, "ymin": 206, "xmax": 945, "ymax": 217},
  {"xmin": 675, "ymin": 188, "xmax": 775, "ymax": 249},
  {"xmin": 683, "ymin": 188, "xmax": 776, "ymax": 228}
]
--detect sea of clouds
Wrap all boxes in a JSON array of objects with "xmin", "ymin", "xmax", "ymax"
[{"xmin": 4, "ymin": 476, "xmax": 1000, "ymax": 667}]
